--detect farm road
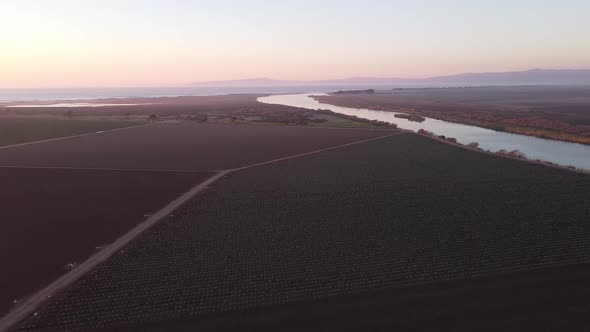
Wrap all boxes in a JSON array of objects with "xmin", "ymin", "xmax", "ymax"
[{"xmin": 0, "ymin": 126, "xmax": 403, "ymax": 331}]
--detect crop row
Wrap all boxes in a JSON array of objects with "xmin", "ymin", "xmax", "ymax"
[{"xmin": 18, "ymin": 133, "xmax": 590, "ymax": 331}]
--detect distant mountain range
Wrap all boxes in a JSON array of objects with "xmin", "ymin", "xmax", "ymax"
[{"xmin": 188, "ymin": 69, "xmax": 590, "ymax": 87}]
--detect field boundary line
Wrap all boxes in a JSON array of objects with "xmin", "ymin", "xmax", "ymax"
[
  {"xmin": 229, "ymin": 130, "xmax": 407, "ymax": 172},
  {"xmin": 0, "ymin": 122, "xmax": 153, "ymax": 150},
  {"xmin": 0, "ymin": 170, "xmax": 229, "ymax": 332},
  {"xmin": 180, "ymin": 120, "xmax": 396, "ymax": 131},
  {"xmin": 416, "ymin": 133, "xmax": 590, "ymax": 176},
  {"xmin": 0, "ymin": 165, "xmax": 208, "ymax": 173},
  {"xmin": 0, "ymin": 130, "xmax": 407, "ymax": 331}
]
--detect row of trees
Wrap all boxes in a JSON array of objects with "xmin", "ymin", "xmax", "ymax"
[
  {"xmin": 317, "ymin": 109, "xmax": 398, "ymax": 128},
  {"xmin": 416, "ymin": 128, "xmax": 582, "ymax": 171}
]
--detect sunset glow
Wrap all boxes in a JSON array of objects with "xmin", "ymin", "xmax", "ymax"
[{"xmin": 1, "ymin": 0, "xmax": 589, "ymax": 88}]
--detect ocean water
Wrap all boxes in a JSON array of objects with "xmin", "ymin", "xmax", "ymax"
[{"xmin": 0, "ymin": 86, "xmax": 376, "ymax": 102}]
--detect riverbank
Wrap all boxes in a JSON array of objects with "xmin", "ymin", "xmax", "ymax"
[
  {"xmin": 258, "ymin": 93, "xmax": 590, "ymax": 171},
  {"xmin": 317, "ymin": 96, "xmax": 590, "ymax": 145},
  {"xmin": 313, "ymin": 86, "xmax": 590, "ymax": 146},
  {"xmin": 415, "ymin": 129, "xmax": 590, "ymax": 176}
]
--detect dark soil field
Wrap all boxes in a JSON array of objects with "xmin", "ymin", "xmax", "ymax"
[
  {"xmin": 315, "ymin": 86, "xmax": 590, "ymax": 144},
  {"xmin": 141, "ymin": 263, "xmax": 590, "ymax": 331},
  {"xmin": 0, "ymin": 122, "xmax": 395, "ymax": 321},
  {"xmin": 0, "ymin": 117, "xmax": 143, "ymax": 146},
  {"xmin": 0, "ymin": 168, "xmax": 212, "ymax": 315},
  {"xmin": 17, "ymin": 133, "xmax": 590, "ymax": 331},
  {"xmin": 0, "ymin": 122, "xmax": 396, "ymax": 171}
]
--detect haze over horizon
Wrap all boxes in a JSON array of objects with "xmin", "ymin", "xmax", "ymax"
[{"xmin": 2, "ymin": 0, "xmax": 589, "ymax": 88}]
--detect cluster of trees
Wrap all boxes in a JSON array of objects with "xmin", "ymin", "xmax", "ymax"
[
  {"xmin": 317, "ymin": 109, "xmax": 398, "ymax": 128},
  {"xmin": 143, "ymin": 106, "xmax": 400, "ymax": 128},
  {"xmin": 212, "ymin": 107, "xmax": 316, "ymax": 126},
  {"xmin": 394, "ymin": 113, "xmax": 425, "ymax": 123},
  {"xmin": 497, "ymin": 149, "xmax": 526, "ymax": 159},
  {"xmin": 256, "ymin": 110, "xmax": 312, "ymax": 125},
  {"xmin": 418, "ymin": 129, "xmax": 459, "ymax": 144},
  {"xmin": 185, "ymin": 114, "xmax": 209, "ymax": 122},
  {"xmin": 333, "ymin": 89, "xmax": 376, "ymax": 95},
  {"xmin": 419, "ymin": 128, "xmax": 589, "ymax": 174},
  {"xmin": 418, "ymin": 129, "xmax": 435, "ymax": 136}
]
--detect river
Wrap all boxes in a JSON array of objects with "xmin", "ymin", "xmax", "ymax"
[{"xmin": 258, "ymin": 93, "xmax": 590, "ymax": 171}]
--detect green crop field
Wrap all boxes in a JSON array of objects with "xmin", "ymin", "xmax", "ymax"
[
  {"xmin": 17, "ymin": 133, "xmax": 590, "ymax": 331},
  {"xmin": 0, "ymin": 117, "xmax": 144, "ymax": 146}
]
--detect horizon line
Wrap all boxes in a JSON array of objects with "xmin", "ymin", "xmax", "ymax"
[{"xmin": 2, "ymin": 67, "xmax": 590, "ymax": 90}]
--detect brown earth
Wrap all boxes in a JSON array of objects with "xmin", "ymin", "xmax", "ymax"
[
  {"xmin": 0, "ymin": 168, "xmax": 213, "ymax": 315},
  {"xmin": 0, "ymin": 122, "xmax": 396, "ymax": 317},
  {"xmin": 0, "ymin": 122, "xmax": 396, "ymax": 171},
  {"xmin": 15, "ymin": 133, "xmax": 590, "ymax": 331}
]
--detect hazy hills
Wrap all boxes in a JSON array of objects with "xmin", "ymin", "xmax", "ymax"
[{"xmin": 189, "ymin": 69, "xmax": 590, "ymax": 87}]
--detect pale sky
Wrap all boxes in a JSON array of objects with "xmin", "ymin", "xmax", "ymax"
[{"xmin": 1, "ymin": 0, "xmax": 589, "ymax": 88}]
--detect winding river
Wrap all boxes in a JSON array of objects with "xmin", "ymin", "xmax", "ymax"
[{"xmin": 259, "ymin": 93, "xmax": 590, "ymax": 171}]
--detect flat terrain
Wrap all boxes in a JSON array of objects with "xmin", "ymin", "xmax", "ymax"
[
  {"xmin": 1, "ymin": 95, "xmax": 275, "ymax": 116},
  {"xmin": 1, "ymin": 94, "xmax": 381, "ymax": 128},
  {"xmin": 0, "ymin": 122, "xmax": 395, "ymax": 320},
  {"xmin": 0, "ymin": 117, "xmax": 143, "ymax": 146},
  {"xmin": 17, "ymin": 133, "xmax": 590, "ymax": 331},
  {"xmin": 142, "ymin": 263, "xmax": 590, "ymax": 331},
  {"xmin": 316, "ymin": 86, "xmax": 590, "ymax": 144},
  {"xmin": 0, "ymin": 122, "xmax": 395, "ymax": 170},
  {"xmin": 0, "ymin": 168, "xmax": 212, "ymax": 315}
]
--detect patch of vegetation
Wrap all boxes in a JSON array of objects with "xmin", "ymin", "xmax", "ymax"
[
  {"xmin": 307, "ymin": 113, "xmax": 377, "ymax": 128},
  {"xmin": 333, "ymin": 89, "xmax": 376, "ymax": 94},
  {"xmin": 176, "ymin": 107, "xmax": 390, "ymax": 129},
  {"xmin": 19, "ymin": 133, "xmax": 590, "ymax": 330}
]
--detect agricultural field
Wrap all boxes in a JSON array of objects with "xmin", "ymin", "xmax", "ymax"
[
  {"xmin": 0, "ymin": 117, "xmax": 143, "ymax": 146},
  {"xmin": 0, "ymin": 122, "xmax": 395, "ymax": 318},
  {"xmin": 16, "ymin": 133, "xmax": 590, "ymax": 331},
  {"xmin": 0, "ymin": 122, "xmax": 395, "ymax": 170},
  {"xmin": 315, "ymin": 86, "xmax": 590, "ymax": 144},
  {"xmin": 0, "ymin": 167, "xmax": 213, "ymax": 315},
  {"xmin": 151, "ymin": 263, "xmax": 590, "ymax": 331}
]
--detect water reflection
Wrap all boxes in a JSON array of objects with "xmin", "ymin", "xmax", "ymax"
[{"xmin": 259, "ymin": 93, "xmax": 590, "ymax": 171}]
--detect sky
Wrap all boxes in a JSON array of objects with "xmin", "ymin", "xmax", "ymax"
[{"xmin": 1, "ymin": 0, "xmax": 589, "ymax": 88}]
